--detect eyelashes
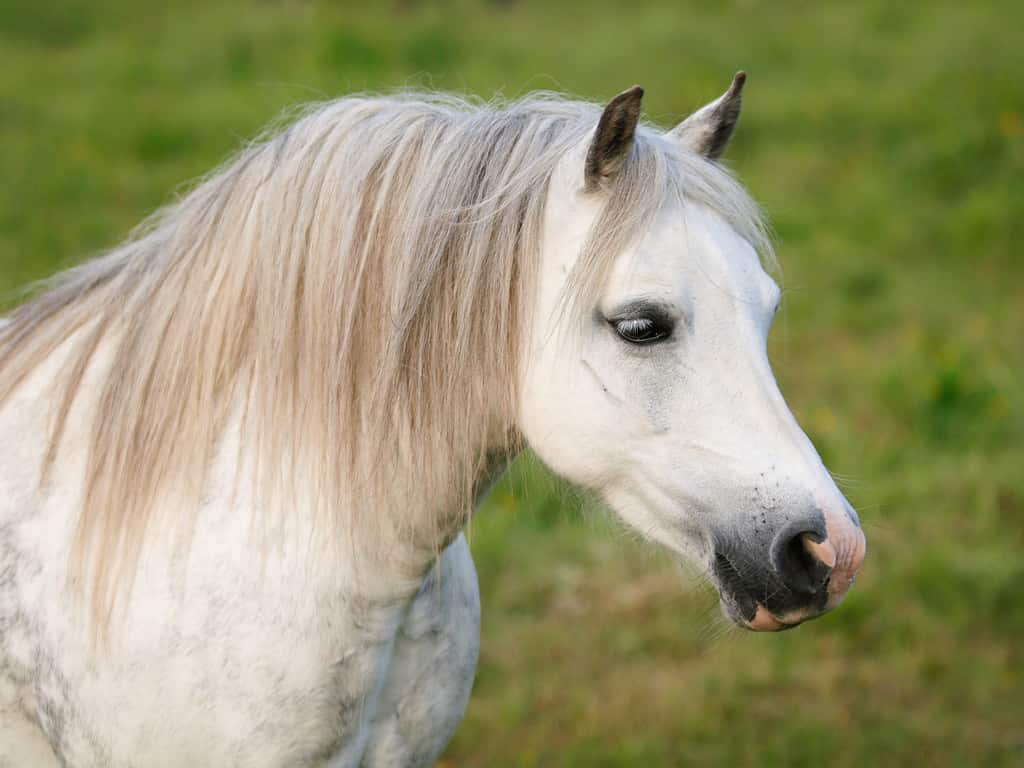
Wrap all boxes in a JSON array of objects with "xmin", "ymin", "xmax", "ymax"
[{"xmin": 611, "ymin": 315, "xmax": 672, "ymax": 344}]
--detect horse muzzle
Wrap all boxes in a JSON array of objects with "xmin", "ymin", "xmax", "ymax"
[{"xmin": 713, "ymin": 503, "xmax": 866, "ymax": 631}]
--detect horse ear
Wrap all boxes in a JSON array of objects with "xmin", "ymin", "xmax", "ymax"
[
  {"xmin": 669, "ymin": 71, "xmax": 746, "ymax": 160},
  {"xmin": 584, "ymin": 85, "xmax": 644, "ymax": 191}
]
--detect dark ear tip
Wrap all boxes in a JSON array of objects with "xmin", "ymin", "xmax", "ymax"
[
  {"xmin": 617, "ymin": 85, "xmax": 644, "ymax": 104},
  {"xmin": 731, "ymin": 71, "xmax": 747, "ymax": 93}
]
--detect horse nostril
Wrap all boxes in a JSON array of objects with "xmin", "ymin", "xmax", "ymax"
[{"xmin": 773, "ymin": 528, "xmax": 835, "ymax": 596}]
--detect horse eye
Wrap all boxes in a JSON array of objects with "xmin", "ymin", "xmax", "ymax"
[{"xmin": 613, "ymin": 317, "xmax": 670, "ymax": 344}]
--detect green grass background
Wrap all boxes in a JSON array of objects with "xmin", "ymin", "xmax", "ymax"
[{"xmin": 1, "ymin": 1, "xmax": 1021, "ymax": 765}]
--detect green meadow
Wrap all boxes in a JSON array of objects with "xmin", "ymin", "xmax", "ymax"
[{"xmin": 1, "ymin": 1, "xmax": 1021, "ymax": 765}]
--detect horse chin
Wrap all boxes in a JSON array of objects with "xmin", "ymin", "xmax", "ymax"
[{"xmin": 717, "ymin": 590, "xmax": 806, "ymax": 633}]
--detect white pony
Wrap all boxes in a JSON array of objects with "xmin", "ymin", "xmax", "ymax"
[{"xmin": 0, "ymin": 74, "xmax": 865, "ymax": 766}]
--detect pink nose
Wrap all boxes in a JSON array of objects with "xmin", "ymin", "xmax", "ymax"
[{"xmin": 822, "ymin": 523, "xmax": 867, "ymax": 609}]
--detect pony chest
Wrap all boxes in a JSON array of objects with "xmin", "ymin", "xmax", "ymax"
[{"xmin": 103, "ymin": 599, "xmax": 406, "ymax": 767}]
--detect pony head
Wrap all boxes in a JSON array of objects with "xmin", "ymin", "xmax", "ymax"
[
  {"xmin": 0, "ymin": 78, "xmax": 862, "ymax": 633},
  {"xmin": 520, "ymin": 74, "xmax": 865, "ymax": 630}
]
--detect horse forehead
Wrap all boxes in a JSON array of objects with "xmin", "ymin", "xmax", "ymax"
[{"xmin": 623, "ymin": 204, "xmax": 773, "ymax": 304}]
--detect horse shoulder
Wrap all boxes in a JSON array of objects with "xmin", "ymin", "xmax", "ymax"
[{"xmin": 0, "ymin": 323, "xmax": 77, "ymax": 768}]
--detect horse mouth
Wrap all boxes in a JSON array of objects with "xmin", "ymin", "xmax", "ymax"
[{"xmin": 717, "ymin": 589, "xmax": 810, "ymax": 632}]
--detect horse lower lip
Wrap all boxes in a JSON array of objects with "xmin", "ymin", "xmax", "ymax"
[
  {"xmin": 719, "ymin": 596, "xmax": 805, "ymax": 632},
  {"xmin": 745, "ymin": 604, "xmax": 801, "ymax": 632}
]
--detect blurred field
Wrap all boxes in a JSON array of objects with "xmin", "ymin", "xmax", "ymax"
[{"xmin": 1, "ymin": 1, "xmax": 1022, "ymax": 765}]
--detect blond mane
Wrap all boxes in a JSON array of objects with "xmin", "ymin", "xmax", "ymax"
[{"xmin": 0, "ymin": 91, "xmax": 771, "ymax": 622}]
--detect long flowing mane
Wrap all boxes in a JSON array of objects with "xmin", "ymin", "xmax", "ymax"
[{"xmin": 0, "ymin": 92, "xmax": 771, "ymax": 621}]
